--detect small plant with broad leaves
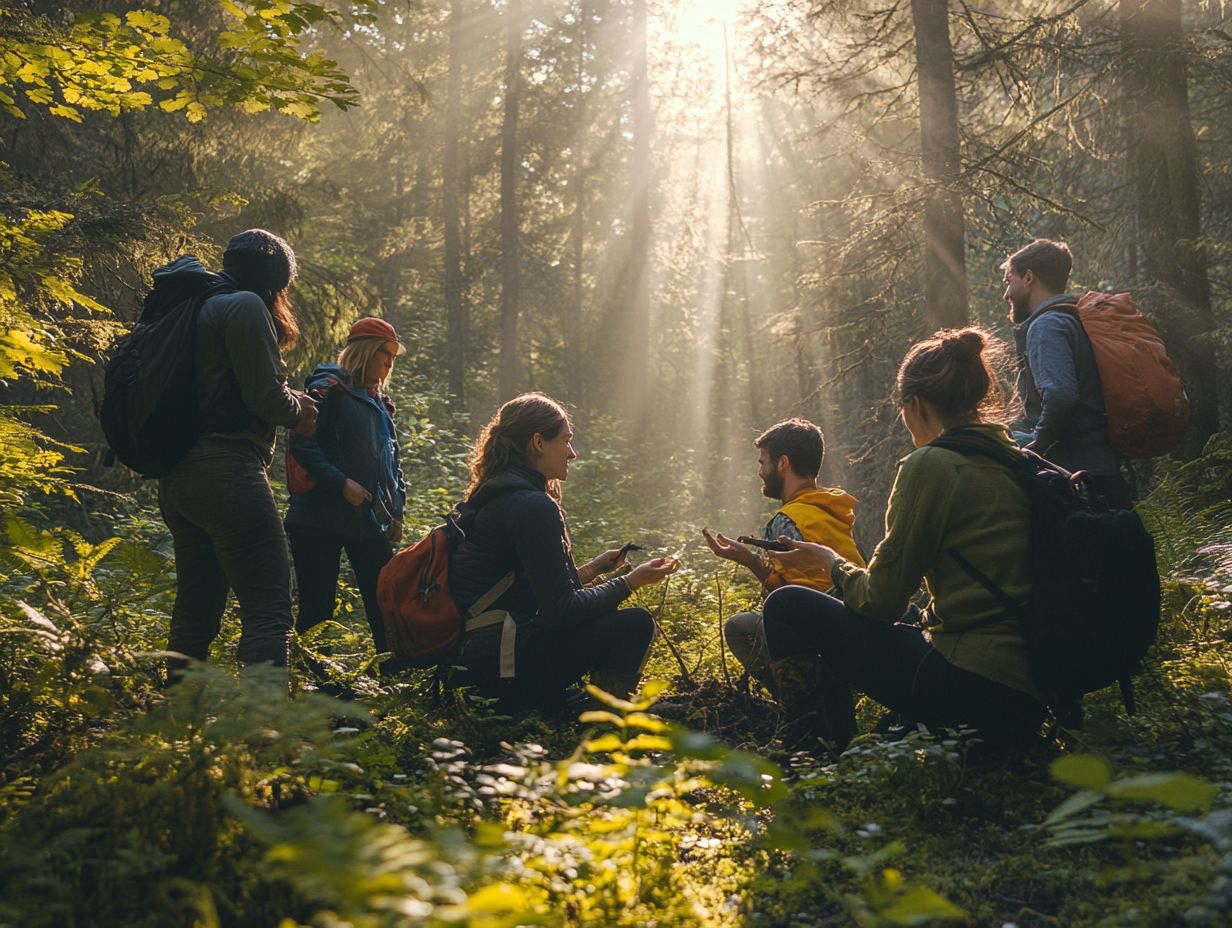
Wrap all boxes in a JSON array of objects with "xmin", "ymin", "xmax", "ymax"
[{"xmin": 1044, "ymin": 753, "xmax": 1232, "ymax": 924}]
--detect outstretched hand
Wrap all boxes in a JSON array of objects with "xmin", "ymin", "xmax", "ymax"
[
  {"xmin": 701, "ymin": 527, "xmax": 757, "ymax": 568},
  {"xmin": 771, "ymin": 536, "xmax": 840, "ymax": 574},
  {"xmin": 626, "ymin": 557, "xmax": 679, "ymax": 591}
]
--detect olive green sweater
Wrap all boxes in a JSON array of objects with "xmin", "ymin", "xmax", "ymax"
[{"xmin": 833, "ymin": 424, "xmax": 1040, "ymax": 700}]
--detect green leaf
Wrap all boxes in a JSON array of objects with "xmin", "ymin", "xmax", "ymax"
[
  {"xmin": 47, "ymin": 103, "xmax": 82, "ymax": 122},
  {"xmin": 0, "ymin": 328, "xmax": 68, "ymax": 375},
  {"xmin": 623, "ymin": 734, "xmax": 672, "ymax": 752},
  {"xmin": 582, "ymin": 733, "xmax": 625, "ymax": 753},
  {"xmin": 278, "ymin": 99, "xmax": 319, "ymax": 121},
  {"xmin": 880, "ymin": 887, "xmax": 966, "ymax": 924},
  {"xmin": 623, "ymin": 712, "xmax": 668, "ymax": 733},
  {"xmin": 1107, "ymin": 819, "xmax": 1179, "ymax": 840},
  {"xmin": 639, "ymin": 679, "xmax": 670, "ymax": 699},
  {"xmin": 124, "ymin": 10, "xmax": 171, "ymax": 34},
  {"xmin": 1043, "ymin": 789, "xmax": 1103, "ymax": 826},
  {"xmin": 464, "ymin": 881, "xmax": 531, "ymax": 914},
  {"xmin": 1050, "ymin": 754, "xmax": 1112, "ymax": 791},
  {"xmin": 578, "ymin": 710, "xmax": 625, "ymax": 728},
  {"xmin": 583, "ymin": 684, "xmax": 635, "ymax": 713},
  {"xmin": 159, "ymin": 92, "xmax": 189, "ymax": 113},
  {"xmin": 1106, "ymin": 772, "xmax": 1218, "ymax": 812}
]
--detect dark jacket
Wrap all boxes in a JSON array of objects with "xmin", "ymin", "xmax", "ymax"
[
  {"xmin": 285, "ymin": 364, "xmax": 406, "ymax": 540},
  {"xmin": 150, "ymin": 256, "xmax": 303, "ymax": 465},
  {"xmin": 1013, "ymin": 296, "xmax": 1121, "ymax": 476},
  {"xmin": 449, "ymin": 465, "xmax": 631, "ymax": 629}
]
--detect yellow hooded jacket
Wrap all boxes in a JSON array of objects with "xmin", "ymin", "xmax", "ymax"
[{"xmin": 763, "ymin": 487, "xmax": 866, "ymax": 593}]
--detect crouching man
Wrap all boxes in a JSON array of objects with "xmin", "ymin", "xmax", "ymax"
[{"xmin": 702, "ymin": 418, "xmax": 865, "ymax": 689}]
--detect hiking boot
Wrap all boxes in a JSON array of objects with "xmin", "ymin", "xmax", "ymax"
[
  {"xmin": 588, "ymin": 670, "xmax": 641, "ymax": 702},
  {"xmin": 1053, "ymin": 695, "xmax": 1085, "ymax": 730},
  {"xmin": 768, "ymin": 655, "xmax": 856, "ymax": 755}
]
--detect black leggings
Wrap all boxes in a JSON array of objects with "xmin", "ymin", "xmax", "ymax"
[
  {"xmin": 453, "ymin": 607, "xmax": 656, "ymax": 711},
  {"xmin": 763, "ymin": 586, "xmax": 1044, "ymax": 745}
]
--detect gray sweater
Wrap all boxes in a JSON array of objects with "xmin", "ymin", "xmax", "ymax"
[{"xmin": 1013, "ymin": 295, "xmax": 1120, "ymax": 476}]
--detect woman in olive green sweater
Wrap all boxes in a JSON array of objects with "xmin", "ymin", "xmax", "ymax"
[{"xmin": 763, "ymin": 327, "xmax": 1044, "ymax": 750}]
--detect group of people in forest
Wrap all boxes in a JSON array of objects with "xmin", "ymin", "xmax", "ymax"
[{"xmin": 152, "ymin": 229, "xmax": 1130, "ymax": 752}]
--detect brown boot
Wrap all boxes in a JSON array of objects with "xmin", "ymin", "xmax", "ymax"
[
  {"xmin": 587, "ymin": 670, "xmax": 641, "ymax": 702},
  {"xmin": 768, "ymin": 655, "xmax": 856, "ymax": 755}
]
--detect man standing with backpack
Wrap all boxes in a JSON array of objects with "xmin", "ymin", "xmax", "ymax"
[
  {"xmin": 154, "ymin": 230, "xmax": 318, "ymax": 672},
  {"xmin": 1003, "ymin": 239, "xmax": 1134, "ymax": 509}
]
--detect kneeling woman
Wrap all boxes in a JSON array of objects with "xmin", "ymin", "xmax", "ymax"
[
  {"xmin": 448, "ymin": 393, "xmax": 677, "ymax": 712},
  {"xmin": 765, "ymin": 328, "xmax": 1044, "ymax": 750}
]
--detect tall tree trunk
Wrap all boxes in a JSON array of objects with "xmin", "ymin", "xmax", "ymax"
[
  {"xmin": 444, "ymin": 0, "xmax": 467, "ymax": 407},
  {"xmin": 724, "ymin": 24, "xmax": 762, "ymax": 428},
  {"xmin": 498, "ymin": 0, "xmax": 523, "ymax": 401},
  {"xmin": 410, "ymin": 134, "xmax": 431, "ymax": 241},
  {"xmin": 1121, "ymin": 0, "xmax": 1219, "ymax": 453},
  {"xmin": 910, "ymin": 0, "xmax": 968, "ymax": 331},
  {"xmin": 568, "ymin": 0, "xmax": 588, "ymax": 408},
  {"xmin": 619, "ymin": 0, "xmax": 651, "ymax": 424}
]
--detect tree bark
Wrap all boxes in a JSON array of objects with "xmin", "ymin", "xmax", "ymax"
[
  {"xmin": 1121, "ymin": 0, "xmax": 1219, "ymax": 453},
  {"xmin": 498, "ymin": 0, "xmax": 524, "ymax": 401},
  {"xmin": 910, "ymin": 0, "xmax": 968, "ymax": 331},
  {"xmin": 443, "ymin": 0, "xmax": 467, "ymax": 407},
  {"xmin": 568, "ymin": 0, "xmax": 589, "ymax": 408},
  {"xmin": 619, "ymin": 0, "xmax": 652, "ymax": 424},
  {"xmin": 724, "ymin": 25, "xmax": 762, "ymax": 429}
]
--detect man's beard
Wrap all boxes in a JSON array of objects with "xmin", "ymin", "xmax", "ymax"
[
  {"xmin": 761, "ymin": 471, "xmax": 785, "ymax": 500},
  {"xmin": 1009, "ymin": 293, "xmax": 1032, "ymax": 324}
]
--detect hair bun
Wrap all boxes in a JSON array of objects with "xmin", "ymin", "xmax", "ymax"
[{"xmin": 941, "ymin": 327, "xmax": 985, "ymax": 358}]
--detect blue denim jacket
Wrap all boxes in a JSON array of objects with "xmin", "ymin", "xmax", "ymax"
[{"xmin": 1012, "ymin": 295, "xmax": 1121, "ymax": 475}]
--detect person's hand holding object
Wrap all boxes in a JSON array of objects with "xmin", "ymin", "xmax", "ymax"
[{"xmin": 771, "ymin": 536, "xmax": 840, "ymax": 574}]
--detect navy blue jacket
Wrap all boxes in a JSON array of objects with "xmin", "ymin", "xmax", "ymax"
[
  {"xmin": 449, "ymin": 465, "xmax": 631, "ymax": 628},
  {"xmin": 284, "ymin": 364, "xmax": 406, "ymax": 539}
]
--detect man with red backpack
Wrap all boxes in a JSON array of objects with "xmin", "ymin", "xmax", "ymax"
[{"xmin": 1003, "ymin": 239, "xmax": 1135, "ymax": 509}]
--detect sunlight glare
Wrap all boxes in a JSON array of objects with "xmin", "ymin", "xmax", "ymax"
[{"xmin": 663, "ymin": 0, "xmax": 750, "ymax": 70}]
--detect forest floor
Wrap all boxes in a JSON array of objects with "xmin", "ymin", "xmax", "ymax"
[{"xmin": 2, "ymin": 442, "xmax": 1232, "ymax": 927}]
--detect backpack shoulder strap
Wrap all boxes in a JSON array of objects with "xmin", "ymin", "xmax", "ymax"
[
  {"xmin": 1043, "ymin": 299, "xmax": 1080, "ymax": 313},
  {"xmin": 929, "ymin": 431, "xmax": 1070, "ymax": 482},
  {"xmin": 928, "ymin": 430, "xmax": 1022, "ymax": 470},
  {"xmin": 930, "ymin": 431, "xmax": 1035, "ymax": 625},
  {"xmin": 465, "ymin": 571, "xmax": 516, "ymax": 622},
  {"xmin": 944, "ymin": 547, "xmax": 1029, "ymax": 624},
  {"xmin": 204, "ymin": 278, "xmax": 238, "ymax": 299},
  {"xmin": 446, "ymin": 491, "xmax": 520, "ymax": 623}
]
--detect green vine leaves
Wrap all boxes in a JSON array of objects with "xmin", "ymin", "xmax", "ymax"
[{"xmin": 0, "ymin": 3, "xmax": 373, "ymax": 125}]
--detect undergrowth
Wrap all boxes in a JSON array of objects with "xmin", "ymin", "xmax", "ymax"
[{"xmin": 1, "ymin": 437, "xmax": 1231, "ymax": 926}]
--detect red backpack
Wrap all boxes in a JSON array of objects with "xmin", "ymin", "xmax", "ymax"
[
  {"xmin": 1060, "ymin": 292, "xmax": 1190, "ymax": 459},
  {"xmin": 285, "ymin": 374, "xmax": 344, "ymax": 494},
  {"xmin": 376, "ymin": 508, "xmax": 513, "ymax": 662}
]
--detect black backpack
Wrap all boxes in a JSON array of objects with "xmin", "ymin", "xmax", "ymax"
[
  {"xmin": 99, "ymin": 272, "xmax": 236, "ymax": 477},
  {"xmin": 930, "ymin": 430, "xmax": 1160, "ymax": 714}
]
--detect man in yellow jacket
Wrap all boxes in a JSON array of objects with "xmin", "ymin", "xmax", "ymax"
[{"xmin": 703, "ymin": 418, "xmax": 865, "ymax": 689}]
